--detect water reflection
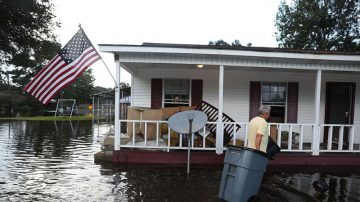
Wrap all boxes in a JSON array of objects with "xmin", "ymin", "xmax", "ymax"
[
  {"xmin": 266, "ymin": 172, "xmax": 360, "ymax": 202},
  {"xmin": 103, "ymin": 165, "xmax": 222, "ymax": 202},
  {"xmin": 0, "ymin": 120, "xmax": 114, "ymax": 201},
  {"xmin": 276, "ymin": 172, "xmax": 360, "ymax": 202},
  {"xmin": 0, "ymin": 120, "xmax": 359, "ymax": 201}
]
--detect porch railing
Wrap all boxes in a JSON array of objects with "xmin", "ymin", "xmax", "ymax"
[{"xmin": 117, "ymin": 120, "xmax": 360, "ymax": 155}]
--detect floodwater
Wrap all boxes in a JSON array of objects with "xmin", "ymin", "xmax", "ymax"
[{"xmin": 0, "ymin": 120, "xmax": 359, "ymax": 202}]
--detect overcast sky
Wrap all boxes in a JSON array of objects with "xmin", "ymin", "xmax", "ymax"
[{"xmin": 53, "ymin": 0, "xmax": 282, "ymax": 88}]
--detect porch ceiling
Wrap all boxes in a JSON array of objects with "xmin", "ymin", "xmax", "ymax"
[
  {"xmin": 121, "ymin": 62, "xmax": 219, "ymax": 70},
  {"xmin": 120, "ymin": 62, "xmax": 312, "ymax": 72},
  {"xmin": 116, "ymin": 51, "xmax": 360, "ymax": 65}
]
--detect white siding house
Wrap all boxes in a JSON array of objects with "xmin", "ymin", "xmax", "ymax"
[{"xmin": 99, "ymin": 43, "xmax": 360, "ymax": 155}]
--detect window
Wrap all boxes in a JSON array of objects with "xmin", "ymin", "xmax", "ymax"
[
  {"xmin": 163, "ymin": 79, "xmax": 190, "ymax": 107},
  {"xmin": 261, "ymin": 82, "xmax": 287, "ymax": 123}
]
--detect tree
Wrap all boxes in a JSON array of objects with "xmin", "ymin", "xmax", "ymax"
[
  {"xmin": 209, "ymin": 39, "xmax": 243, "ymax": 47},
  {"xmin": 0, "ymin": 0, "xmax": 61, "ymax": 85},
  {"xmin": 120, "ymin": 82, "xmax": 131, "ymax": 97},
  {"xmin": 0, "ymin": 0, "xmax": 61, "ymax": 116},
  {"xmin": 10, "ymin": 40, "xmax": 61, "ymax": 87},
  {"xmin": 61, "ymin": 69, "xmax": 96, "ymax": 103},
  {"xmin": 0, "ymin": 0, "xmax": 100, "ymax": 116},
  {"xmin": 275, "ymin": 0, "xmax": 360, "ymax": 51}
]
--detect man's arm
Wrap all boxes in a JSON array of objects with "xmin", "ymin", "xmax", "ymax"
[{"xmin": 255, "ymin": 133, "xmax": 262, "ymax": 150}]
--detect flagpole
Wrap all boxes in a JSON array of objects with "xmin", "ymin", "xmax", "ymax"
[
  {"xmin": 78, "ymin": 25, "xmax": 117, "ymax": 86},
  {"xmin": 99, "ymin": 57, "xmax": 117, "ymax": 86}
]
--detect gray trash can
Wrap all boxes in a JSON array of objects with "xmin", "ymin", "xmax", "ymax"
[{"xmin": 218, "ymin": 146, "xmax": 269, "ymax": 202}]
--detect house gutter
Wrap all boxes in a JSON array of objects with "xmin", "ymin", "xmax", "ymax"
[{"xmin": 99, "ymin": 44, "xmax": 360, "ymax": 64}]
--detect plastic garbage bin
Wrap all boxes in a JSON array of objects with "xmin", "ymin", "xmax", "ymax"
[{"xmin": 218, "ymin": 146, "xmax": 269, "ymax": 202}]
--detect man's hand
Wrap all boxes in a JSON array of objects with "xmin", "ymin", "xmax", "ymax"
[{"xmin": 255, "ymin": 133, "xmax": 262, "ymax": 150}]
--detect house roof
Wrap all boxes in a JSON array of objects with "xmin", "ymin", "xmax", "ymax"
[
  {"xmin": 98, "ymin": 42, "xmax": 360, "ymax": 72},
  {"xmin": 118, "ymin": 42, "xmax": 360, "ymax": 55},
  {"xmin": 90, "ymin": 90, "xmax": 115, "ymax": 98},
  {"xmin": 100, "ymin": 42, "xmax": 360, "ymax": 55}
]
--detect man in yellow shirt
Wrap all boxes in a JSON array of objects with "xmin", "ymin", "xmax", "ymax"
[{"xmin": 247, "ymin": 105, "xmax": 271, "ymax": 153}]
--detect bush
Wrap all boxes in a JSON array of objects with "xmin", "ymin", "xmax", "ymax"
[{"xmin": 15, "ymin": 105, "xmax": 32, "ymax": 116}]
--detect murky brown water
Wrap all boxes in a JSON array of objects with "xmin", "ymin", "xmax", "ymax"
[{"xmin": 0, "ymin": 120, "xmax": 359, "ymax": 201}]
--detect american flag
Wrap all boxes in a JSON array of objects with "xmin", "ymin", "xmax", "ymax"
[{"xmin": 24, "ymin": 28, "xmax": 100, "ymax": 105}]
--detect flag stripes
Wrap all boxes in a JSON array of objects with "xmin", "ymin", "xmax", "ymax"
[
  {"xmin": 24, "ymin": 55, "xmax": 61, "ymax": 93},
  {"xmin": 41, "ymin": 50, "xmax": 100, "ymax": 104},
  {"xmin": 23, "ymin": 28, "xmax": 101, "ymax": 105},
  {"xmin": 34, "ymin": 47, "xmax": 93, "ymax": 99}
]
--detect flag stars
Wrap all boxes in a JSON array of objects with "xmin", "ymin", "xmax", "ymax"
[{"xmin": 59, "ymin": 30, "xmax": 92, "ymax": 64}]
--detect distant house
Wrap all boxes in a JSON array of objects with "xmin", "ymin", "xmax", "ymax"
[
  {"xmin": 90, "ymin": 88, "xmax": 130, "ymax": 119},
  {"xmin": 99, "ymin": 43, "xmax": 360, "ymax": 158}
]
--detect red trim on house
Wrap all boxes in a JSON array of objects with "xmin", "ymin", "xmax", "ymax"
[
  {"xmin": 191, "ymin": 79, "xmax": 203, "ymax": 107},
  {"xmin": 151, "ymin": 78, "xmax": 163, "ymax": 109},
  {"xmin": 113, "ymin": 150, "xmax": 224, "ymax": 165},
  {"xmin": 249, "ymin": 81, "xmax": 261, "ymax": 120},
  {"xmin": 112, "ymin": 149, "xmax": 360, "ymax": 169},
  {"xmin": 269, "ymin": 153, "xmax": 360, "ymax": 167},
  {"xmin": 287, "ymin": 82, "xmax": 299, "ymax": 123}
]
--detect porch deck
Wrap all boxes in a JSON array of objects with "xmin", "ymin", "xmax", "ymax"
[
  {"xmin": 107, "ymin": 149, "xmax": 360, "ymax": 170},
  {"xmin": 95, "ymin": 119, "xmax": 360, "ymax": 169}
]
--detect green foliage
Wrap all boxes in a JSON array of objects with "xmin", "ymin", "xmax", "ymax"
[
  {"xmin": 0, "ymin": 0, "xmax": 61, "ymax": 116},
  {"xmin": 120, "ymin": 82, "xmax": 130, "ymax": 89},
  {"xmin": 10, "ymin": 40, "xmax": 61, "ymax": 87},
  {"xmin": 93, "ymin": 82, "xmax": 131, "ymax": 97},
  {"xmin": 275, "ymin": 0, "xmax": 360, "ymax": 51},
  {"xmin": 15, "ymin": 105, "xmax": 32, "ymax": 116},
  {"xmin": 60, "ymin": 69, "xmax": 96, "ymax": 104},
  {"xmin": 120, "ymin": 82, "xmax": 131, "ymax": 97},
  {"xmin": 209, "ymin": 39, "xmax": 243, "ymax": 47},
  {"xmin": 0, "ymin": 0, "xmax": 61, "ymax": 85},
  {"xmin": 94, "ymin": 86, "xmax": 113, "ymax": 94},
  {"xmin": 0, "ymin": 0, "xmax": 100, "ymax": 115}
]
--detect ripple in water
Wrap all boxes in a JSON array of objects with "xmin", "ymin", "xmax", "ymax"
[{"xmin": 0, "ymin": 120, "xmax": 359, "ymax": 202}]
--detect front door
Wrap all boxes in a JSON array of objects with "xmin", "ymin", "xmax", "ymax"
[{"xmin": 324, "ymin": 82, "xmax": 355, "ymax": 143}]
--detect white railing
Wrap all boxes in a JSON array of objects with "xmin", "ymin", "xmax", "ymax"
[
  {"xmin": 119, "ymin": 120, "xmax": 218, "ymax": 152},
  {"xmin": 117, "ymin": 120, "xmax": 360, "ymax": 155},
  {"xmin": 268, "ymin": 123, "xmax": 316, "ymax": 153},
  {"xmin": 319, "ymin": 124, "xmax": 359, "ymax": 152},
  {"xmin": 268, "ymin": 123, "xmax": 360, "ymax": 154}
]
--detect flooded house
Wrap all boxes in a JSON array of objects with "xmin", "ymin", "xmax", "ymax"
[{"xmin": 98, "ymin": 43, "xmax": 360, "ymax": 167}]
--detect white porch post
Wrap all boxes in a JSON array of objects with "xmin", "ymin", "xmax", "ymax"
[
  {"xmin": 114, "ymin": 55, "xmax": 121, "ymax": 151},
  {"xmin": 216, "ymin": 65, "xmax": 224, "ymax": 154},
  {"xmin": 313, "ymin": 69, "xmax": 322, "ymax": 155}
]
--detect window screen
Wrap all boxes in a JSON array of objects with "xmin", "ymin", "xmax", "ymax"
[{"xmin": 164, "ymin": 79, "xmax": 190, "ymax": 107}]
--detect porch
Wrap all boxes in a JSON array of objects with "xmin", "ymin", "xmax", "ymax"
[
  {"xmin": 98, "ymin": 43, "xmax": 360, "ymax": 163},
  {"xmin": 100, "ymin": 119, "xmax": 360, "ymax": 167}
]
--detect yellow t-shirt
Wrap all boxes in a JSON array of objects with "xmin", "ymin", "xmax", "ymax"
[{"xmin": 247, "ymin": 116, "xmax": 269, "ymax": 153}]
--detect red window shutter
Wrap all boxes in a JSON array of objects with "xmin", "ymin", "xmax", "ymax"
[
  {"xmin": 151, "ymin": 78, "xmax": 162, "ymax": 109},
  {"xmin": 249, "ymin": 81, "xmax": 261, "ymax": 120},
  {"xmin": 191, "ymin": 79, "xmax": 203, "ymax": 107},
  {"xmin": 287, "ymin": 82, "xmax": 298, "ymax": 123}
]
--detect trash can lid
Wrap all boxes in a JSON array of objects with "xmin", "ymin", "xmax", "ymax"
[{"xmin": 227, "ymin": 145, "xmax": 270, "ymax": 159}]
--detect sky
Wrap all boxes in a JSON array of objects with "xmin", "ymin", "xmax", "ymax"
[{"xmin": 53, "ymin": 0, "xmax": 282, "ymax": 88}]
